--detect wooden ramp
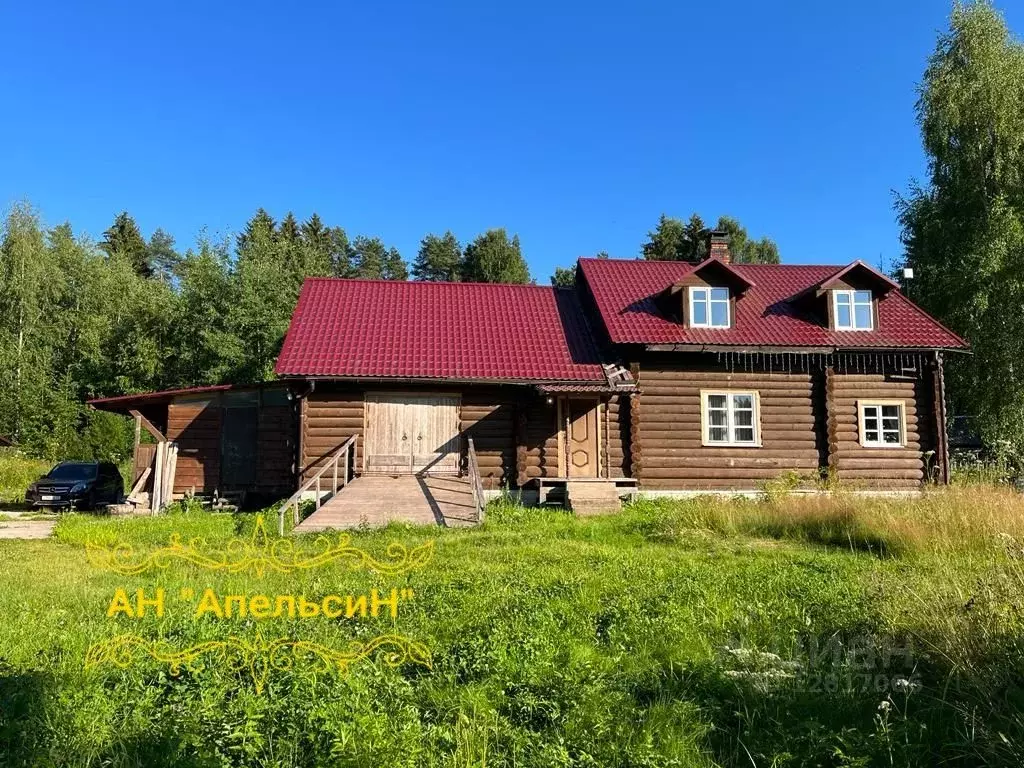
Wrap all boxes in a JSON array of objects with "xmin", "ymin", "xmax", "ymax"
[{"xmin": 293, "ymin": 475, "xmax": 479, "ymax": 533}]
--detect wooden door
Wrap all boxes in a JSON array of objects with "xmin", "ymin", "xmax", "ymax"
[
  {"xmin": 365, "ymin": 394, "xmax": 460, "ymax": 474},
  {"xmin": 566, "ymin": 399, "xmax": 599, "ymax": 478},
  {"xmin": 411, "ymin": 395, "xmax": 460, "ymax": 474},
  {"xmin": 364, "ymin": 395, "xmax": 412, "ymax": 474}
]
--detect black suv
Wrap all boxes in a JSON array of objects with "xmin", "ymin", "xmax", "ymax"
[{"xmin": 25, "ymin": 461, "xmax": 124, "ymax": 510}]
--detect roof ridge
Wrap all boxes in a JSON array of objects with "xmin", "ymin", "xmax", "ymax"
[
  {"xmin": 579, "ymin": 258, "xmax": 849, "ymax": 269},
  {"xmin": 302, "ymin": 276, "xmax": 558, "ymax": 290}
]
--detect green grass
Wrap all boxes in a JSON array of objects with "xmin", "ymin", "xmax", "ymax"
[
  {"xmin": 1, "ymin": 490, "xmax": 1023, "ymax": 767},
  {"xmin": 0, "ymin": 449, "xmax": 50, "ymax": 505}
]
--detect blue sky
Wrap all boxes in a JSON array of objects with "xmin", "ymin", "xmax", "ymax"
[{"xmin": 2, "ymin": 1, "xmax": 1021, "ymax": 280}]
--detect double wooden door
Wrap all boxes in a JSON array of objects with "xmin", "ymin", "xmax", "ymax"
[{"xmin": 364, "ymin": 394, "xmax": 460, "ymax": 475}]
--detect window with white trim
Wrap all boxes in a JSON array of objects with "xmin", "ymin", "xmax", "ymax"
[
  {"xmin": 858, "ymin": 401, "xmax": 904, "ymax": 447},
  {"xmin": 833, "ymin": 289, "xmax": 873, "ymax": 330},
  {"xmin": 689, "ymin": 287, "xmax": 730, "ymax": 328},
  {"xmin": 701, "ymin": 390, "xmax": 759, "ymax": 446}
]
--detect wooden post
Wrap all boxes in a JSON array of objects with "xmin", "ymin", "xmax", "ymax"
[
  {"xmin": 824, "ymin": 365, "xmax": 838, "ymax": 476},
  {"xmin": 344, "ymin": 441, "xmax": 351, "ymax": 486},
  {"xmin": 133, "ymin": 415, "xmax": 141, "ymax": 475},
  {"xmin": 515, "ymin": 402, "xmax": 528, "ymax": 488},
  {"xmin": 164, "ymin": 444, "xmax": 178, "ymax": 505},
  {"xmin": 152, "ymin": 441, "xmax": 165, "ymax": 513}
]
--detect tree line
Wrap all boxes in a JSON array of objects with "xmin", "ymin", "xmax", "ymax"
[{"xmin": 0, "ymin": 204, "xmax": 778, "ymax": 461}]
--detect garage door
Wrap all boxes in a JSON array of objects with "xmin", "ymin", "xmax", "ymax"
[{"xmin": 364, "ymin": 394, "xmax": 460, "ymax": 475}]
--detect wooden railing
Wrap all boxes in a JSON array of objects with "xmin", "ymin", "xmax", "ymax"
[
  {"xmin": 467, "ymin": 437, "xmax": 485, "ymax": 523},
  {"xmin": 278, "ymin": 434, "xmax": 357, "ymax": 535}
]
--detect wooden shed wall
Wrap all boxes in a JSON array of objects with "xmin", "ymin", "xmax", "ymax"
[
  {"xmin": 168, "ymin": 398, "xmax": 221, "ymax": 494},
  {"xmin": 634, "ymin": 365, "xmax": 821, "ymax": 489},
  {"xmin": 167, "ymin": 388, "xmax": 297, "ymax": 496},
  {"xmin": 825, "ymin": 372, "xmax": 934, "ymax": 488}
]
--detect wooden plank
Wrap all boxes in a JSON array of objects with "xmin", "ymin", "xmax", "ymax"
[
  {"xmin": 129, "ymin": 409, "xmax": 166, "ymax": 442},
  {"xmin": 127, "ymin": 467, "xmax": 152, "ymax": 502}
]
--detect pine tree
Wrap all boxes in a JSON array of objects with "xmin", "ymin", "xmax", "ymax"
[
  {"xmin": 352, "ymin": 236, "xmax": 407, "ymax": 280},
  {"xmin": 413, "ymin": 232, "xmax": 462, "ymax": 281},
  {"xmin": 299, "ymin": 213, "xmax": 335, "ymax": 277},
  {"xmin": 228, "ymin": 209, "xmax": 292, "ymax": 382},
  {"xmin": 328, "ymin": 226, "xmax": 353, "ymax": 277},
  {"xmin": 147, "ymin": 229, "xmax": 181, "ymax": 282},
  {"xmin": 101, "ymin": 212, "xmax": 152, "ymax": 277}
]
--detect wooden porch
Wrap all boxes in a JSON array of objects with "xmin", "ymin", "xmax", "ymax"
[
  {"xmin": 292, "ymin": 475, "xmax": 480, "ymax": 532},
  {"xmin": 281, "ymin": 436, "xmax": 489, "ymax": 534}
]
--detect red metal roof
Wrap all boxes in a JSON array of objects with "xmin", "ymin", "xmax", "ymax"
[
  {"xmin": 579, "ymin": 258, "xmax": 968, "ymax": 349},
  {"xmin": 275, "ymin": 278, "xmax": 607, "ymax": 382}
]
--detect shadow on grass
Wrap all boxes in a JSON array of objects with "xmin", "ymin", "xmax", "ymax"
[
  {"xmin": 0, "ymin": 666, "xmax": 51, "ymax": 767},
  {"xmin": 626, "ymin": 634, "xmax": 1024, "ymax": 767},
  {"xmin": 744, "ymin": 509, "xmax": 905, "ymax": 557},
  {"xmin": 0, "ymin": 665, "xmax": 211, "ymax": 768}
]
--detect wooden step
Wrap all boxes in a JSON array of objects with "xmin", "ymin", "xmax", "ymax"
[{"xmin": 565, "ymin": 481, "xmax": 622, "ymax": 517}]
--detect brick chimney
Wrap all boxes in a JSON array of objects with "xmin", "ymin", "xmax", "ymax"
[{"xmin": 709, "ymin": 230, "xmax": 731, "ymax": 263}]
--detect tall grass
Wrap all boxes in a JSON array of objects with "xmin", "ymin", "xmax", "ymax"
[
  {"xmin": 627, "ymin": 486, "xmax": 1024, "ymax": 557},
  {"xmin": 0, "ymin": 448, "xmax": 50, "ymax": 504}
]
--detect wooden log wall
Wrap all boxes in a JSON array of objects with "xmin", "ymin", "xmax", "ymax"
[
  {"xmin": 522, "ymin": 397, "xmax": 559, "ymax": 482},
  {"xmin": 605, "ymin": 395, "xmax": 630, "ymax": 478},
  {"xmin": 460, "ymin": 392, "xmax": 516, "ymax": 490},
  {"xmin": 301, "ymin": 385, "xmax": 364, "ymax": 483},
  {"xmin": 826, "ymin": 372, "xmax": 931, "ymax": 488},
  {"xmin": 635, "ymin": 366, "xmax": 821, "ymax": 490}
]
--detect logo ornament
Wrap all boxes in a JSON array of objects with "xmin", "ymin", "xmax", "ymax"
[
  {"xmin": 85, "ymin": 631, "xmax": 432, "ymax": 693},
  {"xmin": 86, "ymin": 515, "xmax": 434, "ymax": 577}
]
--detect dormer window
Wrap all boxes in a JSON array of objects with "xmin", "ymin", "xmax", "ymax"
[
  {"xmin": 690, "ymin": 287, "xmax": 730, "ymax": 328},
  {"xmin": 833, "ymin": 290, "xmax": 873, "ymax": 331}
]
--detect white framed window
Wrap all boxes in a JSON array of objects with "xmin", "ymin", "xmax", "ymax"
[
  {"xmin": 701, "ymin": 390, "xmax": 760, "ymax": 446},
  {"xmin": 689, "ymin": 287, "xmax": 730, "ymax": 328},
  {"xmin": 858, "ymin": 401, "xmax": 905, "ymax": 447},
  {"xmin": 833, "ymin": 290, "xmax": 873, "ymax": 330}
]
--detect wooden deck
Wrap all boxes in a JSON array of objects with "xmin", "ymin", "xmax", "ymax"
[{"xmin": 293, "ymin": 475, "xmax": 479, "ymax": 533}]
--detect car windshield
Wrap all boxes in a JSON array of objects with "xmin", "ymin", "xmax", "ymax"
[{"xmin": 45, "ymin": 463, "xmax": 98, "ymax": 481}]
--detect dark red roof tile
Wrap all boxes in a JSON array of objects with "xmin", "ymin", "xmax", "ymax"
[
  {"xmin": 275, "ymin": 278, "xmax": 607, "ymax": 382},
  {"xmin": 579, "ymin": 258, "xmax": 967, "ymax": 349}
]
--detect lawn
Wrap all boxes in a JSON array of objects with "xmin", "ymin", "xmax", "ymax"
[{"xmin": 0, "ymin": 488, "xmax": 1022, "ymax": 767}]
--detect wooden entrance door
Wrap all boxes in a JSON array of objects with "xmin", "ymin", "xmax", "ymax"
[
  {"xmin": 565, "ymin": 399, "xmax": 599, "ymax": 478},
  {"xmin": 364, "ymin": 394, "xmax": 460, "ymax": 475}
]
